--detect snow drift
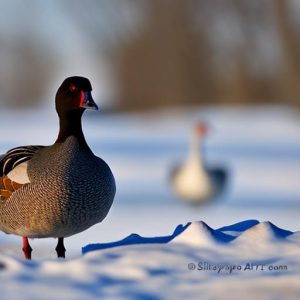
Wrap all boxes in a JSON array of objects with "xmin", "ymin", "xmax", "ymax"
[{"xmin": 0, "ymin": 220, "xmax": 299, "ymax": 300}]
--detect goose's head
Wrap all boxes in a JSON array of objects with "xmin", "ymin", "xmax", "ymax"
[
  {"xmin": 187, "ymin": 121, "xmax": 208, "ymax": 161},
  {"xmin": 195, "ymin": 122, "xmax": 208, "ymax": 139},
  {"xmin": 55, "ymin": 76, "xmax": 98, "ymax": 116}
]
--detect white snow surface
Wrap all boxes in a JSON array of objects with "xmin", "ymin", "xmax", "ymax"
[
  {"xmin": 0, "ymin": 220, "xmax": 300, "ymax": 300},
  {"xmin": 0, "ymin": 105, "xmax": 299, "ymax": 299}
]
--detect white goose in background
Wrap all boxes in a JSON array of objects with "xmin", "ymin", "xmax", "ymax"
[{"xmin": 170, "ymin": 122, "xmax": 226, "ymax": 205}]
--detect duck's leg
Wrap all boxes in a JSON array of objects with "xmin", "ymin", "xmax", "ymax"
[
  {"xmin": 55, "ymin": 237, "xmax": 66, "ymax": 258},
  {"xmin": 22, "ymin": 237, "xmax": 32, "ymax": 260}
]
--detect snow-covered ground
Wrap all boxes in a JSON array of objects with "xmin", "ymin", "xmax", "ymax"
[
  {"xmin": 1, "ymin": 220, "xmax": 300, "ymax": 300},
  {"xmin": 0, "ymin": 105, "xmax": 299, "ymax": 299}
]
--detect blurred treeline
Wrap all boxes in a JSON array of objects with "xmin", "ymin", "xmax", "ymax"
[{"xmin": 1, "ymin": 0, "xmax": 300, "ymax": 111}]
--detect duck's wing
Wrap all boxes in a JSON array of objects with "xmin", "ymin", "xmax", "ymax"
[
  {"xmin": 0, "ymin": 145, "xmax": 44, "ymax": 177},
  {"xmin": 0, "ymin": 145, "xmax": 44, "ymax": 200}
]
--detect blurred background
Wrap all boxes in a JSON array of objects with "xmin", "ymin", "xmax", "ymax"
[
  {"xmin": 1, "ymin": 0, "xmax": 300, "ymax": 110},
  {"xmin": 0, "ymin": 0, "xmax": 300, "ymax": 257}
]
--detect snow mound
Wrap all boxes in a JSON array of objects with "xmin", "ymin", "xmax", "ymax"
[
  {"xmin": 82, "ymin": 220, "xmax": 295, "ymax": 255},
  {"xmin": 82, "ymin": 221, "xmax": 235, "ymax": 254},
  {"xmin": 1, "ymin": 219, "xmax": 299, "ymax": 300},
  {"xmin": 236, "ymin": 221, "xmax": 293, "ymax": 243},
  {"xmin": 171, "ymin": 221, "xmax": 235, "ymax": 246}
]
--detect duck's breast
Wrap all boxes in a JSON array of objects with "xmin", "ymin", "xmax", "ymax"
[{"xmin": 1, "ymin": 137, "xmax": 116, "ymax": 238}]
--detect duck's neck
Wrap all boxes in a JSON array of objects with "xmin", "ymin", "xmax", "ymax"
[
  {"xmin": 55, "ymin": 111, "xmax": 90, "ymax": 150},
  {"xmin": 187, "ymin": 133, "xmax": 204, "ymax": 166}
]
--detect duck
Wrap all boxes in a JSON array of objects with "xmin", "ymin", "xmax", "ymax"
[
  {"xmin": 0, "ymin": 76, "xmax": 116, "ymax": 259},
  {"xmin": 170, "ymin": 122, "xmax": 226, "ymax": 205}
]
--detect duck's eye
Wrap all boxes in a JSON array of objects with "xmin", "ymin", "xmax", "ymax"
[{"xmin": 69, "ymin": 85, "xmax": 77, "ymax": 92}]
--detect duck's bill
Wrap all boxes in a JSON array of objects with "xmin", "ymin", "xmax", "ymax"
[{"xmin": 80, "ymin": 91, "xmax": 99, "ymax": 110}]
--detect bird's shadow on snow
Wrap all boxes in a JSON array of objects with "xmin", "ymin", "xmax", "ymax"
[{"xmin": 82, "ymin": 219, "xmax": 276, "ymax": 255}]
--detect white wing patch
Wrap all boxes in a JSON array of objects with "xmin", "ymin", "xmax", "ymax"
[{"xmin": 7, "ymin": 162, "xmax": 30, "ymax": 184}]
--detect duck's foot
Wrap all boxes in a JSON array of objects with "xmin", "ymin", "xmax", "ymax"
[
  {"xmin": 55, "ymin": 237, "xmax": 66, "ymax": 258},
  {"xmin": 22, "ymin": 237, "xmax": 32, "ymax": 260}
]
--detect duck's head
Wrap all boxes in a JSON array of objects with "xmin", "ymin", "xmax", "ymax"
[{"xmin": 55, "ymin": 76, "xmax": 98, "ymax": 115}]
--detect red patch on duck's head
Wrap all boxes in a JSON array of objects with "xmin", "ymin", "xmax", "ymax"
[{"xmin": 69, "ymin": 85, "xmax": 77, "ymax": 92}]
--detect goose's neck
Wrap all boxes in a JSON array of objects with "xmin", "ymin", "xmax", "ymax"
[
  {"xmin": 187, "ymin": 134, "xmax": 204, "ymax": 166},
  {"xmin": 55, "ymin": 111, "xmax": 90, "ymax": 150}
]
